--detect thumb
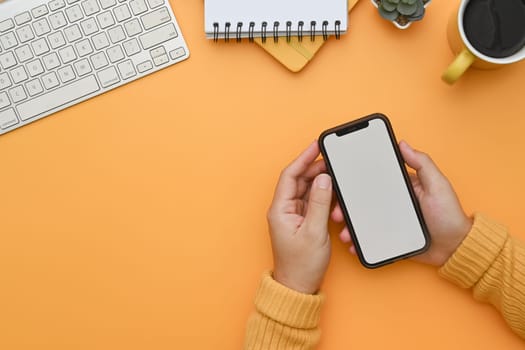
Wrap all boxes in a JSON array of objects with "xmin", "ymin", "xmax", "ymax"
[
  {"xmin": 304, "ymin": 174, "xmax": 333, "ymax": 233},
  {"xmin": 399, "ymin": 140, "xmax": 444, "ymax": 190}
]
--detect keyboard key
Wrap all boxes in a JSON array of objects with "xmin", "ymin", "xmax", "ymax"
[
  {"xmin": 0, "ymin": 108, "xmax": 19, "ymax": 130},
  {"xmin": 73, "ymin": 58, "xmax": 92, "ymax": 76},
  {"xmin": 129, "ymin": 0, "xmax": 147, "ymax": 15},
  {"xmin": 113, "ymin": 4, "xmax": 132, "ymax": 22},
  {"xmin": 100, "ymin": 0, "xmax": 117, "ymax": 9},
  {"xmin": 0, "ymin": 52, "xmax": 17, "ymax": 69},
  {"xmin": 153, "ymin": 54, "xmax": 168, "ymax": 66},
  {"xmin": 81, "ymin": 0, "xmax": 101, "ymax": 16},
  {"xmin": 9, "ymin": 86, "xmax": 28, "ymax": 103},
  {"xmin": 139, "ymin": 23, "xmax": 177, "ymax": 49},
  {"xmin": 49, "ymin": 0, "xmax": 67, "ymax": 11},
  {"xmin": 147, "ymin": 0, "xmax": 164, "ymax": 9},
  {"xmin": 32, "ymin": 5, "xmax": 50, "ymax": 18},
  {"xmin": 169, "ymin": 47, "xmax": 186, "ymax": 60},
  {"xmin": 15, "ymin": 45, "xmax": 34, "ymax": 63},
  {"xmin": 49, "ymin": 12, "xmax": 68, "ymax": 30},
  {"xmin": 67, "ymin": 0, "xmax": 80, "ymax": 4},
  {"xmin": 124, "ymin": 18, "xmax": 142, "ymax": 37},
  {"xmin": 58, "ymin": 45, "xmax": 77, "ymax": 63},
  {"xmin": 136, "ymin": 60, "xmax": 152, "ymax": 73},
  {"xmin": 0, "ymin": 72, "xmax": 12, "ymax": 89},
  {"xmin": 32, "ymin": 38, "xmax": 51, "ymax": 56},
  {"xmin": 57, "ymin": 65, "xmax": 76, "ymax": 83},
  {"xmin": 107, "ymin": 45, "xmax": 124, "ymax": 63},
  {"xmin": 26, "ymin": 59, "xmax": 45, "ymax": 77},
  {"xmin": 80, "ymin": 18, "xmax": 99, "ymax": 36},
  {"xmin": 0, "ymin": 32, "xmax": 18, "ymax": 50},
  {"xmin": 108, "ymin": 25, "xmax": 126, "ymax": 43},
  {"xmin": 17, "ymin": 75, "xmax": 100, "ymax": 121},
  {"xmin": 33, "ymin": 18, "xmax": 52, "ymax": 36},
  {"xmin": 48, "ymin": 31, "xmax": 66, "ymax": 49},
  {"xmin": 26, "ymin": 79, "xmax": 44, "ymax": 96},
  {"xmin": 75, "ymin": 38, "xmax": 94, "ymax": 57},
  {"xmin": 42, "ymin": 52, "xmax": 61, "ymax": 70},
  {"xmin": 97, "ymin": 11, "xmax": 116, "ymax": 29},
  {"xmin": 0, "ymin": 19, "xmax": 15, "ymax": 33},
  {"xmin": 10, "ymin": 66, "xmax": 29, "ymax": 84},
  {"xmin": 0, "ymin": 92, "xmax": 10, "ymax": 109},
  {"xmin": 64, "ymin": 24, "xmax": 82, "ymax": 42},
  {"xmin": 90, "ymin": 52, "xmax": 109, "ymax": 69},
  {"xmin": 14, "ymin": 12, "xmax": 32, "ymax": 26},
  {"xmin": 92, "ymin": 32, "xmax": 110, "ymax": 50},
  {"xmin": 42, "ymin": 71, "xmax": 60, "ymax": 89},
  {"xmin": 96, "ymin": 66, "xmax": 120, "ymax": 87},
  {"xmin": 117, "ymin": 59, "xmax": 136, "ymax": 79},
  {"xmin": 65, "ymin": 5, "xmax": 85, "ymax": 22},
  {"xmin": 141, "ymin": 7, "xmax": 171, "ymax": 30},
  {"xmin": 16, "ymin": 26, "xmax": 35, "ymax": 43},
  {"xmin": 123, "ymin": 38, "xmax": 140, "ymax": 56},
  {"xmin": 150, "ymin": 46, "xmax": 165, "ymax": 58}
]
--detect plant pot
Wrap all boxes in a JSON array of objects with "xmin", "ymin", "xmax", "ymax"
[{"xmin": 371, "ymin": 0, "xmax": 432, "ymax": 29}]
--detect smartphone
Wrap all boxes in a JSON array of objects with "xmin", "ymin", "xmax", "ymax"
[{"xmin": 319, "ymin": 113, "xmax": 430, "ymax": 268}]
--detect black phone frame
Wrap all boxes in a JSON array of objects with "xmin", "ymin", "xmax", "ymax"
[{"xmin": 319, "ymin": 113, "xmax": 431, "ymax": 268}]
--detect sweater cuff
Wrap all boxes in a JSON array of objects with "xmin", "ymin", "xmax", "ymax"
[
  {"xmin": 254, "ymin": 271, "xmax": 324, "ymax": 329},
  {"xmin": 439, "ymin": 213, "xmax": 508, "ymax": 288}
]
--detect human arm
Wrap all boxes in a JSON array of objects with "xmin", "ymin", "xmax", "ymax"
[
  {"xmin": 334, "ymin": 141, "xmax": 525, "ymax": 339},
  {"xmin": 244, "ymin": 141, "xmax": 333, "ymax": 350},
  {"xmin": 439, "ymin": 213, "xmax": 525, "ymax": 338}
]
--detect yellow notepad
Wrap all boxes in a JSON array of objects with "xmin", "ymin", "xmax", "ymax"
[{"xmin": 254, "ymin": 0, "xmax": 360, "ymax": 72}]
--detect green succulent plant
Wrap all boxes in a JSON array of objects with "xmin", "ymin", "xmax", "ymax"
[{"xmin": 378, "ymin": 0, "xmax": 426, "ymax": 22}]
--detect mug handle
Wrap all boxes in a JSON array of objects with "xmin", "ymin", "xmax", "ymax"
[{"xmin": 442, "ymin": 48, "xmax": 476, "ymax": 84}]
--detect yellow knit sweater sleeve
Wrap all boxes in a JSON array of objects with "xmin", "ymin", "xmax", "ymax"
[
  {"xmin": 244, "ymin": 271, "xmax": 323, "ymax": 350},
  {"xmin": 439, "ymin": 213, "xmax": 525, "ymax": 339}
]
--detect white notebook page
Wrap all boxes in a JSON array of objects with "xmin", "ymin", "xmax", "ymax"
[{"xmin": 204, "ymin": 0, "xmax": 348, "ymax": 39}]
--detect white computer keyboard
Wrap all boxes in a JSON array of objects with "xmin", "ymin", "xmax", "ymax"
[{"xmin": 0, "ymin": 0, "xmax": 189, "ymax": 135}]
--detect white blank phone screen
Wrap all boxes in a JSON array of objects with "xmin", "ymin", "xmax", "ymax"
[{"xmin": 323, "ymin": 118, "xmax": 426, "ymax": 265}]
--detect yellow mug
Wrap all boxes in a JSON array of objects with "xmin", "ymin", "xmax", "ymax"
[{"xmin": 442, "ymin": 0, "xmax": 525, "ymax": 84}]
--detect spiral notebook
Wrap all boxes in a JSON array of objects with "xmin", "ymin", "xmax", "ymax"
[{"xmin": 205, "ymin": 0, "xmax": 348, "ymax": 41}]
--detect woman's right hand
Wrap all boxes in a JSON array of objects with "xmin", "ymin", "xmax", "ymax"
[{"xmin": 332, "ymin": 141, "xmax": 473, "ymax": 267}]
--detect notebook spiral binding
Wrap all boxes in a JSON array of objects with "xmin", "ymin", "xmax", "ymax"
[{"xmin": 212, "ymin": 20, "xmax": 341, "ymax": 43}]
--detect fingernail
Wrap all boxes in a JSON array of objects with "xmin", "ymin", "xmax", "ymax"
[{"xmin": 316, "ymin": 174, "xmax": 331, "ymax": 189}]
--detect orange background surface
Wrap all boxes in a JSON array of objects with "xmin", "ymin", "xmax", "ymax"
[{"xmin": 1, "ymin": 0, "xmax": 524, "ymax": 349}]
